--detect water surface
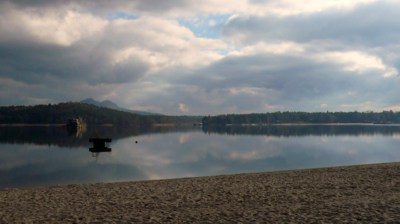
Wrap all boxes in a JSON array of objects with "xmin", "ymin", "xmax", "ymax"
[{"xmin": 1, "ymin": 125, "xmax": 400, "ymax": 188}]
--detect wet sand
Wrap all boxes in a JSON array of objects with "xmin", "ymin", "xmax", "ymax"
[{"xmin": 1, "ymin": 162, "xmax": 400, "ymax": 223}]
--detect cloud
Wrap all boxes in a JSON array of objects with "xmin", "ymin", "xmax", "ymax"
[
  {"xmin": 0, "ymin": 4, "xmax": 107, "ymax": 46},
  {"xmin": 223, "ymin": 1, "xmax": 399, "ymax": 45},
  {"xmin": 247, "ymin": 0, "xmax": 377, "ymax": 16},
  {"xmin": 0, "ymin": 1, "xmax": 226, "ymax": 105},
  {"xmin": 0, "ymin": 4, "xmax": 149, "ymax": 86},
  {"xmin": 1, "ymin": 0, "xmax": 400, "ymax": 113},
  {"xmin": 315, "ymin": 51, "xmax": 397, "ymax": 77},
  {"xmin": 6, "ymin": 0, "xmax": 378, "ymax": 17},
  {"xmin": 179, "ymin": 103, "xmax": 189, "ymax": 113},
  {"xmin": 127, "ymin": 38, "xmax": 400, "ymax": 114},
  {"xmin": 5, "ymin": 0, "xmax": 246, "ymax": 17}
]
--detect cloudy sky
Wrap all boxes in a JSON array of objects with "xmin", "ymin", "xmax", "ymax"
[{"xmin": 1, "ymin": 0, "xmax": 400, "ymax": 115}]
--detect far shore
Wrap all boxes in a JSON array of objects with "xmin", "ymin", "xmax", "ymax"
[
  {"xmin": 1, "ymin": 162, "xmax": 399, "ymax": 223},
  {"xmin": 0, "ymin": 123, "xmax": 113, "ymax": 127},
  {"xmin": 2, "ymin": 122, "xmax": 400, "ymax": 127},
  {"xmin": 219, "ymin": 122, "xmax": 400, "ymax": 126},
  {"xmin": 0, "ymin": 123, "xmax": 65, "ymax": 127}
]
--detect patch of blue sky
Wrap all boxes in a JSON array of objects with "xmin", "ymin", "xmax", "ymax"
[
  {"xmin": 178, "ymin": 14, "xmax": 231, "ymax": 39},
  {"xmin": 108, "ymin": 11, "xmax": 139, "ymax": 21}
]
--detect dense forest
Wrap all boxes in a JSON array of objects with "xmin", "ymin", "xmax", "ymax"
[
  {"xmin": 0, "ymin": 103, "xmax": 201, "ymax": 126},
  {"xmin": 202, "ymin": 111, "xmax": 400, "ymax": 125}
]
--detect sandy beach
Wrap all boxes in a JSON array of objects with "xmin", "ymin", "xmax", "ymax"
[{"xmin": 1, "ymin": 162, "xmax": 399, "ymax": 223}]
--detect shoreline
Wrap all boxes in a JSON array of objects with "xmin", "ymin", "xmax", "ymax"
[
  {"xmin": 1, "ymin": 162, "xmax": 400, "ymax": 223},
  {"xmin": 2, "ymin": 122, "xmax": 400, "ymax": 127},
  {"xmin": 224, "ymin": 122, "xmax": 400, "ymax": 126},
  {"xmin": 0, "ymin": 123, "xmax": 65, "ymax": 127}
]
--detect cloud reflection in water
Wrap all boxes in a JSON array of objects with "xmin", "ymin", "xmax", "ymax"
[{"xmin": 1, "ymin": 125, "xmax": 400, "ymax": 188}]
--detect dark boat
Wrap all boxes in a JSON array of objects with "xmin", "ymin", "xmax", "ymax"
[{"xmin": 89, "ymin": 138, "xmax": 112, "ymax": 152}]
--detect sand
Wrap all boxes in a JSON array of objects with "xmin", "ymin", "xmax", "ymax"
[{"xmin": 1, "ymin": 163, "xmax": 400, "ymax": 223}]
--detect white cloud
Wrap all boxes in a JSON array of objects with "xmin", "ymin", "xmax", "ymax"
[
  {"xmin": 131, "ymin": 0, "xmax": 379, "ymax": 17},
  {"xmin": 339, "ymin": 101, "xmax": 376, "ymax": 111},
  {"xmin": 315, "ymin": 51, "xmax": 398, "ymax": 77},
  {"xmin": 248, "ymin": 0, "xmax": 378, "ymax": 16},
  {"xmin": 109, "ymin": 17, "xmax": 226, "ymax": 73},
  {"xmin": 383, "ymin": 106, "xmax": 400, "ymax": 111},
  {"xmin": 0, "ymin": 4, "xmax": 107, "ymax": 46},
  {"xmin": 179, "ymin": 103, "xmax": 189, "ymax": 113},
  {"xmin": 229, "ymin": 41, "xmax": 305, "ymax": 56},
  {"xmin": 320, "ymin": 104, "xmax": 329, "ymax": 109}
]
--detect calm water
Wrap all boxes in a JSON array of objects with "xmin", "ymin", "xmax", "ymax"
[{"xmin": 1, "ymin": 124, "xmax": 400, "ymax": 188}]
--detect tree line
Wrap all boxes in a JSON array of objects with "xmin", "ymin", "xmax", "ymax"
[
  {"xmin": 202, "ymin": 111, "xmax": 400, "ymax": 125},
  {"xmin": 0, "ymin": 102, "xmax": 202, "ymax": 126}
]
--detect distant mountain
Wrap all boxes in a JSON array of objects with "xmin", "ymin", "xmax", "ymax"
[{"xmin": 80, "ymin": 98, "xmax": 161, "ymax": 116}]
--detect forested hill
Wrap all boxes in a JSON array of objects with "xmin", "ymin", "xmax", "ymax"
[
  {"xmin": 0, "ymin": 103, "xmax": 151, "ymax": 126},
  {"xmin": 202, "ymin": 111, "xmax": 400, "ymax": 125},
  {"xmin": 0, "ymin": 103, "xmax": 202, "ymax": 126}
]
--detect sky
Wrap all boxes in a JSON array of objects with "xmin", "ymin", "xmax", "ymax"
[{"xmin": 1, "ymin": 0, "xmax": 400, "ymax": 115}]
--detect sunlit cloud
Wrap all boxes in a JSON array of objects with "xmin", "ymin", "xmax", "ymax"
[
  {"xmin": 179, "ymin": 103, "xmax": 189, "ymax": 113},
  {"xmin": 315, "ymin": 51, "xmax": 398, "ymax": 77},
  {"xmin": 0, "ymin": 4, "xmax": 107, "ymax": 46}
]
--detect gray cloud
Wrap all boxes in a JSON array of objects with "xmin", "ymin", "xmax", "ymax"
[
  {"xmin": 5, "ymin": 0, "xmax": 209, "ymax": 15},
  {"xmin": 133, "ymin": 0, "xmax": 188, "ymax": 12},
  {"xmin": 0, "ymin": 40, "xmax": 148, "ymax": 85},
  {"xmin": 2, "ymin": 0, "xmax": 72, "ymax": 8},
  {"xmin": 134, "ymin": 47, "xmax": 400, "ymax": 114},
  {"xmin": 223, "ymin": 1, "xmax": 400, "ymax": 47},
  {"xmin": 177, "ymin": 54, "xmax": 354, "ymax": 99}
]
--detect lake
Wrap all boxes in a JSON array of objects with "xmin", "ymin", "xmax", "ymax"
[{"xmin": 1, "ymin": 124, "xmax": 400, "ymax": 188}]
